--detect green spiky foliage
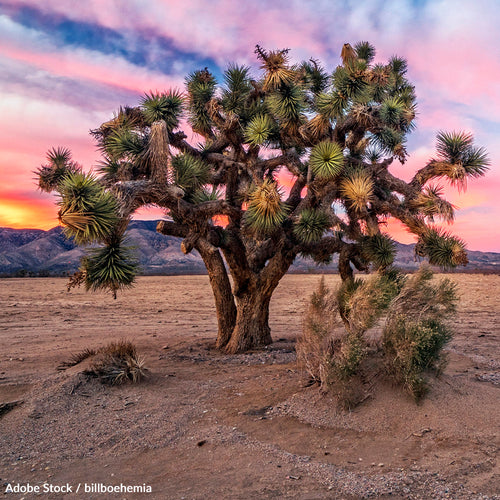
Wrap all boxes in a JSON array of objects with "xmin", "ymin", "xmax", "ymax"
[
  {"xmin": 293, "ymin": 208, "xmax": 330, "ymax": 243},
  {"xmin": 83, "ymin": 235, "xmax": 137, "ymax": 299},
  {"xmin": 221, "ymin": 64, "xmax": 253, "ymax": 116},
  {"xmin": 244, "ymin": 180, "xmax": 288, "ymax": 235},
  {"xmin": 266, "ymin": 83, "xmax": 306, "ymax": 134},
  {"xmin": 355, "ymin": 41, "xmax": 376, "ymax": 64},
  {"xmin": 360, "ymin": 233, "xmax": 396, "ymax": 270},
  {"xmin": 105, "ymin": 128, "xmax": 145, "ymax": 160},
  {"xmin": 38, "ymin": 42, "xmax": 488, "ymax": 355},
  {"xmin": 316, "ymin": 91, "xmax": 348, "ymax": 119},
  {"xmin": 37, "ymin": 147, "xmax": 81, "ymax": 192},
  {"xmin": 409, "ymin": 185, "xmax": 455, "ymax": 223},
  {"xmin": 171, "ymin": 154, "xmax": 211, "ymax": 195},
  {"xmin": 141, "ymin": 90, "xmax": 184, "ymax": 129},
  {"xmin": 417, "ymin": 228, "xmax": 468, "ymax": 268},
  {"xmin": 333, "ymin": 65, "xmax": 370, "ymax": 102},
  {"xmin": 57, "ymin": 172, "xmax": 118, "ymax": 245},
  {"xmin": 186, "ymin": 68, "xmax": 217, "ymax": 136},
  {"xmin": 191, "ymin": 187, "xmax": 223, "ymax": 205},
  {"xmin": 244, "ymin": 114, "xmax": 275, "ymax": 146},
  {"xmin": 310, "ymin": 140, "xmax": 344, "ymax": 179},
  {"xmin": 433, "ymin": 131, "xmax": 490, "ymax": 190},
  {"xmin": 299, "ymin": 59, "xmax": 329, "ymax": 96}
]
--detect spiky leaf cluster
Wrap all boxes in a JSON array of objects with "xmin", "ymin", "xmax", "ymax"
[
  {"xmin": 360, "ymin": 234, "xmax": 396, "ymax": 269},
  {"xmin": 266, "ymin": 84, "xmax": 306, "ymax": 131},
  {"xmin": 256, "ymin": 46, "xmax": 295, "ymax": 91},
  {"xmin": 244, "ymin": 180, "xmax": 288, "ymax": 235},
  {"xmin": 83, "ymin": 236, "xmax": 138, "ymax": 297},
  {"xmin": 244, "ymin": 114, "xmax": 274, "ymax": 146},
  {"xmin": 316, "ymin": 91, "xmax": 347, "ymax": 119},
  {"xmin": 105, "ymin": 128, "xmax": 145, "ymax": 160},
  {"xmin": 340, "ymin": 170, "xmax": 374, "ymax": 211},
  {"xmin": 294, "ymin": 209, "xmax": 330, "ymax": 244},
  {"xmin": 186, "ymin": 69, "xmax": 217, "ymax": 136},
  {"xmin": 221, "ymin": 64, "xmax": 253, "ymax": 116},
  {"xmin": 172, "ymin": 154, "xmax": 211, "ymax": 194},
  {"xmin": 333, "ymin": 65, "xmax": 370, "ymax": 102},
  {"xmin": 57, "ymin": 172, "xmax": 118, "ymax": 245},
  {"xmin": 191, "ymin": 187, "xmax": 222, "ymax": 205},
  {"xmin": 418, "ymin": 228, "xmax": 468, "ymax": 268},
  {"xmin": 409, "ymin": 185, "xmax": 455, "ymax": 223},
  {"xmin": 434, "ymin": 131, "xmax": 490, "ymax": 189},
  {"xmin": 141, "ymin": 90, "xmax": 184, "ymax": 129},
  {"xmin": 310, "ymin": 141, "xmax": 344, "ymax": 179},
  {"xmin": 355, "ymin": 41, "xmax": 376, "ymax": 64},
  {"xmin": 37, "ymin": 147, "xmax": 81, "ymax": 192},
  {"xmin": 299, "ymin": 59, "xmax": 329, "ymax": 96}
]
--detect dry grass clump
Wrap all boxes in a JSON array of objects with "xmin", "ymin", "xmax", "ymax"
[
  {"xmin": 59, "ymin": 340, "xmax": 148, "ymax": 385},
  {"xmin": 297, "ymin": 277, "xmax": 337, "ymax": 384},
  {"xmin": 382, "ymin": 268, "xmax": 457, "ymax": 400},
  {"xmin": 298, "ymin": 266, "xmax": 457, "ymax": 407},
  {"xmin": 297, "ymin": 274, "xmax": 399, "ymax": 408}
]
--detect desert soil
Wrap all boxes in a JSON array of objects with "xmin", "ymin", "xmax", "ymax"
[{"xmin": 0, "ymin": 274, "xmax": 498, "ymax": 499}]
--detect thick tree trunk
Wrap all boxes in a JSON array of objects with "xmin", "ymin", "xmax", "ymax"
[
  {"xmin": 224, "ymin": 246, "xmax": 296, "ymax": 354},
  {"xmin": 195, "ymin": 240, "xmax": 236, "ymax": 350},
  {"xmin": 224, "ymin": 289, "xmax": 273, "ymax": 354}
]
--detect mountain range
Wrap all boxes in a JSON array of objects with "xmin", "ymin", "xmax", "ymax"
[{"xmin": 1, "ymin": 220, "xmax": 499, "ymax": 276}]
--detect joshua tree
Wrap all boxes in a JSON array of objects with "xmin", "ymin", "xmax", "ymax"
[{"xmin": 37, "ymin": 42, "xmax": 489, "ymax": 353}]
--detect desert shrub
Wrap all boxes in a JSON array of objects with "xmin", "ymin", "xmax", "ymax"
[
  {"xmin": 297, "ymin": 272, "xmax": 401, "ymax": 405},
  {"xmin": 296, "ymin": 277, "xmax": 337, "ymax": 383},
  {"xmin": 337, "ymin": 270, "xmax": 404, "ymax": 333},
  {"xmin": 299, "ymin": 266, "xmax": 457, "ymax": 406},
  {"xmin": 59, "ymin": 340, "xmax": 148, "ymax": 384},
  {"xmin": 382, "ymin": 267, "xmax": 457, "ymax": 400}
]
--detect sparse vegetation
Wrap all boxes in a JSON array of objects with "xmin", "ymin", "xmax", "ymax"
[
  {"xmin": 382, "ymin": 268, "xmax": 457, "ymax": 400},
  {"xmin": 298, "ymin": 267, "xmax": 457, "ymax": 405},
  {"xmin": 59, "ymin": 341, "xmax": 148, "ymax": 385}
]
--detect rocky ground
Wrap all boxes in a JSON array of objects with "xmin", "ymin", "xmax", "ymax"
[{"xmin": 0, "ymin": 274, "xmax": 498, "ymax": 499}]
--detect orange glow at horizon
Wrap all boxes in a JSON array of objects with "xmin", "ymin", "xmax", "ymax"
[{"xmin": 0, "ymin": 199, "xmax": 58, "ymax": 230}]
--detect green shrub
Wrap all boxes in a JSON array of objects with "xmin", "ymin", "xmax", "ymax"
[
  {"xmin": 382, "ymin": 317, "xmax": 452, "ymax": 400},
  {"xmin": 382, "ymin": 267, "xmax": 457, "ymax": 400},
  {"xmin": 299, "ymin": 266, "xmax": 457, "ymax": 406}
]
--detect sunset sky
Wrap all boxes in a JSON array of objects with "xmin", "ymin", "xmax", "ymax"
[{"xmin": 0, "ymin": 0, "xmax": 499, "ymax": 251}]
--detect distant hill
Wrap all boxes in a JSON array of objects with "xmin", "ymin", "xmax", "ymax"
[{"xmin": 0, "ymin": 221, "xmax": 499, "ymax": 276}]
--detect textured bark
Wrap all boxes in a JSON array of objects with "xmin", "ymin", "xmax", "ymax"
[
  {"xmin": 195, "ymin": 240, "xmax": 236, "ymax": 350},
  {"xmin": 224, "ymin": 288, "xmax": 273, "ymax": 354}
]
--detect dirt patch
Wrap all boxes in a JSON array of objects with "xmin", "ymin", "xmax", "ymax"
[{"xmin": 0, "ymin": 274, "xmax": 498, "ymax": 499}]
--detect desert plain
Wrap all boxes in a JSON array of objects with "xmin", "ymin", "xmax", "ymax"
[{"xmin": 0, "ymin": 273, "xmax": 499, "ymax": 499}]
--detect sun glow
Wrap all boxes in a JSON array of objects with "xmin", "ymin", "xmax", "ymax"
[{"xmin": 0, "ymin": 200, "xmax": 57, "ymax": 230}]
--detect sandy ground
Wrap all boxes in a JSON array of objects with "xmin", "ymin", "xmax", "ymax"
[{"xmin": 0, "ymin": 274, "xmax": 498, "ymax": 499}]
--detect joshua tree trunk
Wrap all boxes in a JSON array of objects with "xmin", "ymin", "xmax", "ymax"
[
  {"xmin": 222, "ymin": 246, "xmax": 297, "ymax": 354},
  {"xmin": 224, "ymin": 288, "xmax": 273, "ymax": 354},
  {"xmin": 195, "ymin": 240, "xmax": 237, "ymax": 350}
]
